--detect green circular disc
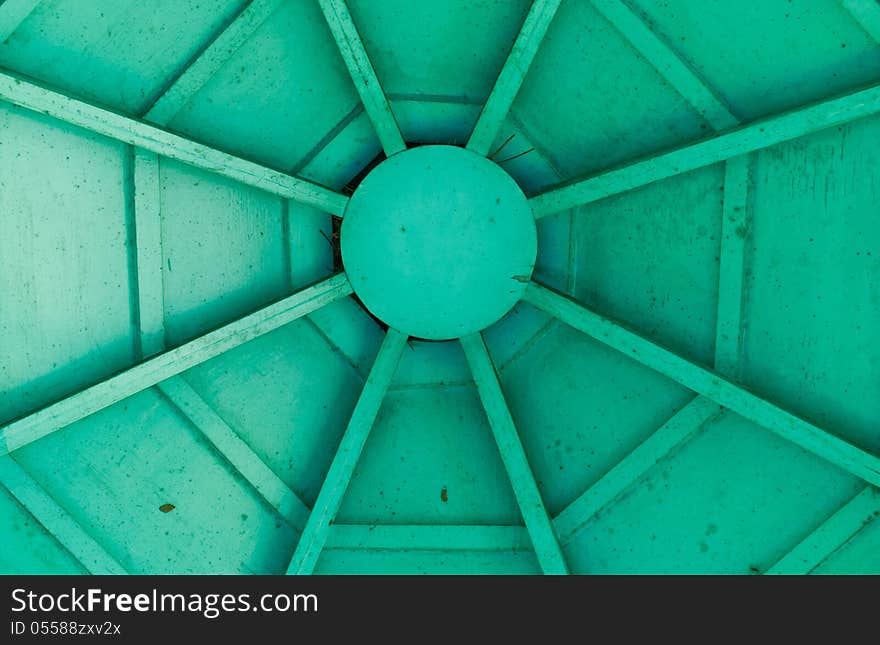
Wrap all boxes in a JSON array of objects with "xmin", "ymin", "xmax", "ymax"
[{"xmin": 341, "ymin": 145, "xmax": 537, "ymax": 340}]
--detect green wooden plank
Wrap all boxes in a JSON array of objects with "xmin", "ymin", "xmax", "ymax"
[
  {"xmin": 554, "ymin": 396, "xmax": 723, "ymax": 543},
  {"xmin": 714, "ymin": 154, "xmax": 751, "ymax": 378},
  {"xmin": 0, "ymin": 273, "xmax": 353, "ymax": 456},
  {"xmin": 523, "ymin": 281, "xmax": 880, "ymax": 487},
  {"xmin": 590, "ymin": 0, "xmax": 738, "ymax": 130},
  {"xmin": 0, "ymin": 456, "xmax": 126, "ymax": 575},
  {"xmin": 0, "ymin": 0, "xmax": 39, "ymax": 43},
  {"xmin": 466, "ymin": 0, "xmax": 562, "ymax": 155},
  {"xmin": 144, "ymin": 0, "xmax": 284, "ymax": 124},
  {"xmin": 157, "ymin": 376, "xmax": 310, "ymax": 531},
  {"xmin": 460, "ymin": 332, "xmax": 569, "ymax": 575},
  {"xmin": 0, "ymin": 71, "xmax": 349, "ymax": 214},
  {"xmin": 326, "ymin": 524, "xmax": 533, "ymax": 552},
  {"xmin": 766, "ymin": 486, "xmax": 880, "ymax": 574},
  {"xmin": 530, "ymin": 81, "xmax": 880, "ymax": 218},
  {"xmin": 132, "ymin": 147, "xmax": 165, "ymax": 358},
  {"xmin": 841, "ymin": 0, "xmax": 880, "ymax": 42},
  {"xmin": 286, "ymin": 327, "xmax": 408, "ymax": 575},
  {"xmin": 317, "ymin": 0, "xmax": 405, "ymax": 156}
]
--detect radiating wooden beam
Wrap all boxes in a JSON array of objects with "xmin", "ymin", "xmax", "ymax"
[
  {"xmin": 0, "ymin": 273, "xmax": 353, "ymax": 456},
  {"xmin": 591, "ymin": 0, "xmax": 738, "ymax": 130},
  {"xmin": 0, "ymin": 71, "xmax": 349, "ymax": 214},
  {"xmin": 286, "ymin": 328, "xmax": 408, "ymax": 575},
  {"xmin": 158, "ymin": 377, "xmax": 310, "ymax": 530},
  {"xmin": 317, "ymin": 0, "xmax": 405, "ymax": 156},
  {"xmin": 530, "ymin": 81, "xmax": 880, "ymax": 217},
  {"xmin": 554, "ymin": 396, "xmax": 722, "ymax": 543},
  {"xmin": 0, "ymin": 456, "xmax": 127, "ymax": 574},
  {"xmin": 0, "ymin": 0, "xmax": 39, "ymax": 43},
  {"xmin": 326, "ymin": 524, "xmax": 533, "ymax": 552},
  {"xmin": 144, "ymin": 0, "xmax": 283, "ymax": 124},
  {"xmin": 714, "ymin": 155, "xmax": 751, "ymax": 378},
  {"xmin": 841, "ymin": 0, "xmax": 880, "ymax": 42},
  {"xmin": 466, "ymin": 0, "xmax": 562, "ymax": 155},
  {"xmin": 523, "ymin": 281, "xmax": 880, "ymax": 487},
  {"xmin": 460, "ymin": 332, "xmax": 569, "ymax": 575},
  {"xmin": 766, "ymin": 486, "xmax": 880, "ymax": 574}
]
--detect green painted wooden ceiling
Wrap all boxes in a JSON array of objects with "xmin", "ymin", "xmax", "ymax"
[{"xmin": 0, "ymin": 0, "xmax": 879, "ymax": 575}]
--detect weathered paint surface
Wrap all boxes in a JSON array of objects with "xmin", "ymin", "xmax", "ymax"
[{"xmin": 0, "ymin": 0, "xmax": 878, "ymax": 574}]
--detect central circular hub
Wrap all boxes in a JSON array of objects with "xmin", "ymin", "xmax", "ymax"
[{"xmin": 341, "ymin": 145, "xmax": 537, "ymax": 340}]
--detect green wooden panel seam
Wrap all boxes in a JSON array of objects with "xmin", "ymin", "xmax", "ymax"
[
  {"xmin": 0, "ymin": 456, "xmax": 127, "ymax": 574},
  {"xmin": 317, "ymin": 0, "xmax": 406, "ymax": 156},
  {"xmin": 554, "ymin": 396, "xmax": 723, "ymax": 543},
  {"xmin": 530, "ymin": 81, "xmax": 880, "ymax": 217},
  {"xmin": 325, "ymin": 525, "xmax": 533, "ymax": 552},
  {"xmin": 0, "ymin": 71, "xmax": 349, "ymax": 214},
  {"xmin": 523, "ymin": 281, "xmax": 880, "ymax": 487},
  {"xmin": 143, "ymin": 0, "xmax": 284, "ymax": 124},
  {"xmin": 765, "ymin": 486, "xmax": 880, "ymax": 574},
  {"xmin": 460, "ymin": 332, "xmax": 569, "ymax": 575},
  {"xmin": 286, "ymin": 327, "xmax": 408, "ymax": 575},
  {"xmin": 591, "ymin": 0, "xmax": 738, "ymax": 130},
  {"xmin": 0, "ymin": 274, "xmax": 353, "ymax": 455},
  {"xmin": 840, "ymin": 0, "xmax": 880, "ymax": 42},
  {"xmin": 714, "ymin": 154, "xmax": 751, "ymax": 379},
  {"xmin": 0, "ymin": 0, "xmax": 39, "ymax": 44},
  {"xmin": 466, "ymin": 0, "xmax": 562, "ymax": 156}
]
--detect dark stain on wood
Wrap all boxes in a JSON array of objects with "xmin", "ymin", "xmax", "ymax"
[
  {"xmin": 159, "ymin": 503, "xmax": 176, "ymax": 513},
  {"xmin": 440, "ymin": 486, "xmax": 448, "ymax": 503}
]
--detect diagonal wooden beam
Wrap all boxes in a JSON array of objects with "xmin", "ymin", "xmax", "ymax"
[
  {"xmin": 765, "ymin": 486, "xmax": 880, "ymax": 574},
  {"xmin": 714, "ymin": 154, "xmax": 751, "ymax": 378},
  {"xmin": 523, "ymin": 281, "xmax": 880, "ymax": 487},
  {"xmin": 0, "ymin": 456, "xmax": 127, "ymax": 574},
  {"xmin": 317, "ymin": 0, "xmax": 405, "ymax": 156},
  {"xmin": 840, "ymin": 0, "xmax": 880, "ymax": 42},
  {"xmin": 143, "ymin": 0, "xmax": 283, "ymax": 125},
  {"xmin": 0, "ymin": 0, "xmax": 39, "ymax": 44},
  {"xmin": 460, "ymin": 332, "xmax": 569, "ymax": 575},
  {"xmin": 286, "ymin": 327, "xmax": 408, "ymax": 575},
  {"xmin": 554, "ymin": 396, "xmax": 723, "ymax": 543},
  {"xmin": 591, "ymin": 0, "xmax": 738, "ymax": 130},
  {"xmin": 530, "ymin": 81, "xmax": 880, "ymax": 218},
  {"xmin": 326, "ymin": 524, "xmax": 533, "ymax": 552},
  {"xmin": 0, "ymin": 273, "xmax": 353, "ymax": 456},
  {"xmin": 0, "ymin": 71, "xmax": 349, "ymax": 214},
  {"xmin": 466, "ymin": 0, "xmax": 562, "ymax": 155}
]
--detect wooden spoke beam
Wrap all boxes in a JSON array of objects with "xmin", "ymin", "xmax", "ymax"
[
  {"xmin": 326, "ymin": 524, "xmax": 533, "ymax": 552},
  {"xmin": 0, "ymin": 456, "xmax": 127, "ymax": 574},
  {"xmin": 460, "ymin": 332, "xmax": 569, "ymax": 575},
  {"xmin": 0, "ymin": 0, "xmax": 39, "ymax": 43},
  {"xmin": 0, "ymin": 71, "xmax": 349, "ymax": 214},
  {"xmin": 530, "ymin": 81, "xmax": 880, "ymax": 218},
  {"xmin": 318, "ymin": 0, "xmax": 406, "ymax": 156},
  {"xmin": 0, "ymin": 274, "xmax": 353, "ymax": 456},
  {"xmin": 841, "ymin": 0, "xmax": 880, "ymax": 42},
  {"xmin": 286, "ymin": 328, "xmax": 408, "ymax": 575},
  {"xmin": 523, "ymin": 281, "xmax": 880, "ymax": 487},
  {"xmin": 554, "ymin": 396, "xmax": 723, "ymax": 543},
  {"xmin": 766, "ymin": 486, "xmax": 880, "ymax": 574},
  {"xmin": 144, "ymin": 0, "xmax": 283, "ymax": 124}
]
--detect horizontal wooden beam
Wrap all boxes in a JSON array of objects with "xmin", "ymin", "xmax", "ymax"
[
  {"xmin": 530, "ymin": 81, "xmax": 880, "ymax": 217},
  {"xmin": 0, "ymin": 456, "xmax": 127, "ymax": 574},
  {"xmin": 0, "ymin": 0, "xmax": 39, "ymax": 43},
  {"xmin": 287, "ymin": 328, "xmax": 408, "ymax": 575},
  {"xmin": 318, "ymin": 0, "xmax": 406, "ymax": 156},
  {"xmin": 144, "ymin": 0, "xmax": 283, "ymax": 124},
  {"xmin": 523, "ymin": 281, "xmax": 880, "ymax": 488},
  {"xmin": 461, "ymin": 332, "xmax": 569, "ymax": 575},
  {"xmin": 158, "ymin": 377, "xmax": 310, "ymax": 531},
  {"xmin": 0, "ymin": 273, "xmax": 353, "ymax": 456},
  {"xmin": 554, "ymin": 396, "xmax": 722, "ymax": 543},
  {"xmin": 0, "ymin": 71, "xmax": 349, "ymax": 214},
  {"xmin": 766, "ymin": 486, "xmax": 880, "ymax": 574},
  {"xmin": 466, "ymin": 0, "xmax": 562, "ymax": 155},
  {"xmin": 326, "ymin": 524, "xmax": 533, "ymax": 552}
]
